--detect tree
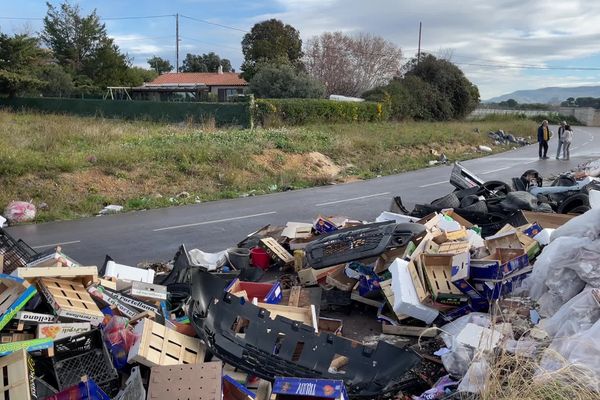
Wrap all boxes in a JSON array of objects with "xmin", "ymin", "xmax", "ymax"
[
  {"xmin": 0, "ymin": 33, "xmax": 46, "ymax": 97},
  {"xmin": 181, "ymin": 52, "xmax": 232, "ymax": 73},
  {"xmin": 304, "ymin": 32, "xmax": 402, "ymax": 96},
  {"xmin": 35, "ymin": 63, "xmax": 74, "ymax": 97},
  {"xmin": 147, "ymin": 56, "xmax": 173, "ymax": 74},
  {"xmin": 42, "ymin": 2, "xmax": 130, "ymax": 88},
  {"xmin": 249, "ymin": 63, "xmax": 324, "ymax": 98},
  {"xmin": 241, "ymin": 19, "xmax": 303, "ymax": 81},
  {"xmin": 122, "ymin": 67, "xmax": 158, "ymax": 86},
  {"xmin": 403, "ymin": 54, "xmax": 480, "ymax": 119}
]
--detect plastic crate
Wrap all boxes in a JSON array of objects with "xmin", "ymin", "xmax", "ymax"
[
  {"xmin": 52, "ymin": 329, "xmax": 119, "ymax": 397},
  {"xmin": 0, "ymin": 229, "xmax": 38, "ymax": 274}
]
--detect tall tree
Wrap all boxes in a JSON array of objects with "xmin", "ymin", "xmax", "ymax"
[
  {"xmin": 147, "ymin": 56, "xmax": 173, "ymax": 74},
  {"xmin": 0, "ymin": 33, "xmax": 46, "ymax": 97},
  {"xmin": 41, "ymin": 2, "xmax": 129, "ymax": 88},
  {"xmin": 181, "ymin": 52, "xmax": 231, "ymax": 73},
  {"xmin": 241, "ymin": 19, "xmax": 303, "ymax": 81},
  {"xmin": 305, "ymin": 32, "xmax": 402, "ymax": 96}
]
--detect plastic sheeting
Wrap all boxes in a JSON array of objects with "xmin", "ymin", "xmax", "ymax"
[
  {"xmin": 550, "ymin": 208, "xmax": 600, "ymax": 241},
  {"xmin": 4, "ymin": 201, "xmax": 36, "ymax": 223},
  {"xmin": 539, "ymin": 288, "xmax": 600, "ymax": 339},
  {"xmin": 188, "ymin": 249, "xmax": 227, "ymax": 271}
]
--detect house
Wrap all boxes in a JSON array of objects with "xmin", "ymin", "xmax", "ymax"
[{"xmin": 125, "ymin": 68, "xmax": 248, "ymax": 102}]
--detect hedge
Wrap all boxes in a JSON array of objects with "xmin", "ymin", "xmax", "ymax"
[
  {"xmin": 254, "ymin": 98, "xmax": 387, "ymax": 126},
  {"xmin": 0, "ymin": 97, "xmax": 252, "ymax": 127}
]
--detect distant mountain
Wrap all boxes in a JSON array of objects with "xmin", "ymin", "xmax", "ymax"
[{"xmin": 485, "ymin": 85, "xmax": 600, "ymax": 104}]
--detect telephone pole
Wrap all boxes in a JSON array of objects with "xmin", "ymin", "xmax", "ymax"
[
  {"xmin": 417, "ymin": 21, "xmax": 422, "ymax": 65},
  {"xmin": 176, "ymin": 13, "xmax": 180, "ymax": 73}
]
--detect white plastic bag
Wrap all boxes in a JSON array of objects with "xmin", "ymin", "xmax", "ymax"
[
  {"xmin": 551, "ymin": 209, "xmax": 600, "ymax": 242},
  {"xmin": 526, "ymin": 236, "xmax": 591, "ymax": 301},
  {"xmin": 4, "ymin": 201, "xmax": 36, "ymax": 223},
  {"xmin": 457, "ymin": 359, "xmax": 490, "ymax": 394}
]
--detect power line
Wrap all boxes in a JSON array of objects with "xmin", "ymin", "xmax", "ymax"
[{"xmin": 179, "ymin": 14, "xmax": 247, "ymax": 33}]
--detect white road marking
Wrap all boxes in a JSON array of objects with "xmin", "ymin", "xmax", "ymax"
[
  {"xmin": 315, "ymin": 192, "xmax": 390, "ymax": 207},
  {"xmin": 153, "ymin": 211, "xmax": 277, "ymax": 232},
  {"xmin": 480, "ymin": 167, "xmax": 511, "ymax": 175},
  {"xmin": 32, "ymin": 240, "xmax": 81, "ymax": 249},
  {"xmin": 418, "ymin": 181, "xmax": 447, "ymax": 188}
]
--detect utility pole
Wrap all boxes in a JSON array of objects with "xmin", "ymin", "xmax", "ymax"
[
  {"xmin": 417, "ymin": 21, "xmax": 422, "ymax": 65},
  {"xmin": 176, "ymin": 13, "xmax": 180, "ymax": 73}
]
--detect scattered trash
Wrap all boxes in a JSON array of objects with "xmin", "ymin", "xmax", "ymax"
[
  {"xmin": 0, "ymin": 159, "xmax": 599, "ymax": 399},
  {"xmin": 98, "ymin": 204, "xmax": 123, "ymax": 215},
  {"xmin": 477, "ymin": 145, "xmax": 492, "ymax": 153},
  {"xmin": 4, "ymin": 201, "xmax": 36, "ymax": 224}
]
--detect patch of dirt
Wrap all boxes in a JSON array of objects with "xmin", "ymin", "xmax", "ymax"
[{"xmin": 253, "ymin": 149, "xmax": 342, "ymax": 179}]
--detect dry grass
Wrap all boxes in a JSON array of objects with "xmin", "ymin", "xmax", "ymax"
[{"xmin": 0, "ymin": 109, "xmax": 537, "ymax": 222}]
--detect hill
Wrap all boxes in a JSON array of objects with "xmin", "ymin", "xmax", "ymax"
[{"xmin": 486, "ymin": 86, "xmax": 600, "ymax": 104}]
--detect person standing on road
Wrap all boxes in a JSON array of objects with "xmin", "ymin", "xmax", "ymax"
[
  {"xmin": 562, "ymin": 124, "xmax": 573, "ymax": 160},
  {"xmin": 556, "ymin": 120, "xmax": 566, "ymax": 159},
  {"xmin": 537, "ymin": 120, "xmax": 551, "ymax": 159}
]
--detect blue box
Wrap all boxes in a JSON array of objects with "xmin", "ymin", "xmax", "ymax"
[
  {"xmin": 474, "ymin": 266, "xmax": 533, "ymax": 300},
  {"xmin": 523, "ymin": 223, "xmax": 543, "ymax": 238},
  {"xmin": 470, "ymin": 254, "xmax": 529, "ymax": 281},
  {"xmin": 313, "ymin": 217, "xmax": 338, "ymax": 234},
  {"xmin": 273, "ymin": 377, "xmax": 348, "ymax": 400}
]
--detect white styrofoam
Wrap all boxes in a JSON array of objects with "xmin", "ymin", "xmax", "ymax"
[
  {"xmin": 456, "ymin": 323, "xmax": 502, "ymax": 350},
  {"xmin": 104, "ymin": 260, "xmax": 155, "ymax": 283},
  {"xmin": 590, "ymin": 189, "xmax": 600, "ymax": 209},
  {"xmin": 389, "ymin": 258, "xmax": 439, "ymax": 324},
  {"xmin": 375, "ymin": 211, "xmax": 417, "ymax": 224},
  {"xmin": 533, "ymin": 228, "xmax": 554, "ymax": 246}
]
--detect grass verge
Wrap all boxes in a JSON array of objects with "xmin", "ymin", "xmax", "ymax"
[{"xmin": 0, "ymin": 109, "xmax": 537, "ymax": 223}]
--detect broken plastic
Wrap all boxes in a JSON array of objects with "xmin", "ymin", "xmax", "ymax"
[
  {"xmin": 188, "ymin": 248, "xmax": 227, "ymax": 271},
  {"xmin": 457, "ymin": 359, "xmax": 490, "ymax": 394}
]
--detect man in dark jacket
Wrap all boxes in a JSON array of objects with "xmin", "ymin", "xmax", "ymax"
[
  {"xmin": 537, "ymin": 120, "xmax": 551, "ymax": 159},
  {"xmin": 556, "ymin": 121, "xmax": 566, "ymax": 159}
]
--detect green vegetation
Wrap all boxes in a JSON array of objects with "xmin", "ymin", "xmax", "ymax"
[
  {"xmin": 0, "ymin": 110, "xmax": 536, "ymax": 223},
  {"xmin": 363, "ymin": 54, "xmax": 480, "ymax": 121},
  {"xmin": 254, "ymin": 98, "xmax": 385, "ymax": 125},
  {"xmin": 472, "ymin": 112, "xmax": 582, "ymax": 126}
]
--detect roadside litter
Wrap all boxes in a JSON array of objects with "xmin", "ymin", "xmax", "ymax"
[{"xmin": 0, "ymin": 163, "xmax": 599, "ymax": 399}]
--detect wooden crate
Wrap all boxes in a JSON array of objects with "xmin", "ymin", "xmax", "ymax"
[
  {"xmin": 437, "ymin": 241, "xmax": 470, "ymax": 255},
  {"xmin": 0, "ymin": 274, "xmax": 37, "ymax": 331},
  {"xmin": 259, "ymin": 237, "xmax": 294, "ymax": 264},
  {"xmin": 257, "ymin": 303, "xmax": 317, "ymax": 330},
  {"xmin": 128, "ymin": 318, "xmax": 205, "ymax": 367},
  {"xmin": 37, "ymin": 278, "xmax": 104, "ymax": 325},
  {"xmin": 16, "ymin": 266, "xmax": 98, "ymax": 286},
  {"xmin": 379, "ymin": 280, "xmax": 409, "ymax": 321},
  {"xmin": 0, "ymin": 349, "xmax": 31, "ymax": 400}
]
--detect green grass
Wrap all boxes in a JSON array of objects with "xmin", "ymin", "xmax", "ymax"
[{"xmin": 0, "ymin": 110, "xmax": 537, "ymax": 223}]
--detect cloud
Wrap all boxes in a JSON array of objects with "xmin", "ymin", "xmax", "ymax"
[{"xmin": 254, "ymin": 0, "xmax": 600, "ymax": 98}]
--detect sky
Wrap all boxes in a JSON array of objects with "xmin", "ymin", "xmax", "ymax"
[{"xmin": 2, "ymin": 0, "xmax": 600, "ymax": 99}]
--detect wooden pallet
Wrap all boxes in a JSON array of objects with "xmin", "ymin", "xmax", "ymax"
[
  {"xmin": 37, "ymin": 278, "xmax": 104, "ymax": 325},
  {"xmin": 0, "ymin": 349, "xmax": 31, "ymax": 400},
  {"xmin": 259, "ymin": 237, "xmax": 294, "ymax": 264},
  {"xmin": 128, "ymin": 318, "xmax": 205, "ymax": 367}
]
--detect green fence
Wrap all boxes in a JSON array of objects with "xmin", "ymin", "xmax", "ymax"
[{"xmin": 0, "ymin": 97, "xmax": 252, "ymax": 128}]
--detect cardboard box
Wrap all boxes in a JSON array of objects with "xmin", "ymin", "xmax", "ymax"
[
  {"xmin": 313, "ymin": 216, "xmax": 338, "ymax": 234},
  {"xmin": 298, "ymin": 265, "xmax": 343, "ymax": 286},
  {"xmin": 421, "ymin": 254, "xmax": 468, "ymax": 306},
  {"xmin": 0, "ymin": 337, "xmax": 53, "ymax": 356},
  {"xmin": 473, "ymin": 266, "xmax": 533, "ymax": 300},
  {"xmin": 37, "ymin": 322, "xmax": 91, "ymax": 340},
  {"xmin": 104, "ymin": 260, "xmax": 155, "ymax": 284},
  {"xmin": 258, "ymin": 303, "xmax": 318, "ymax": 331},
  {"xmin": 325, "ymin": 268, "xmax": 357, "ymax": 292},
  {"xmin": 147, "ymin": 362, "xmax": 222, "ymax": 400},
  {"xmin": 272, "ymin": 377, "xmax": 348, "ymax": 400},
  {"xmin": 14, "ymin": 311, "xmax": 57, "ymax": 324},
  {"xmin": 448, "ymin": 252, "xmax": 486, "ymax": 302},
  {"xmin": 522, "ymin": 211, "xmax": 574, "ymax": 229},
  {"xmin": 433, "ymin": 228, "xmax": 468, "ymax": 245},
  {"xmin": 0, "ymin": 350, "xmax": 32, "ymax": 400},
  {"xmin": 16, "ymin": 266, "xmax": 97, "ymax": 286},
  {"xmin": 437, "ymin": 241, "xmax": 471, "ymax": 255},
  {"xmin": 485, "ymin": 231, "xmax": 523, "ymax": 255},
  {"xmin": 26, "ymin": 249, "xmax": 80, "ymax": 268},
  {"xmin": 470, "ymin": 254, "xmax": 529, "ymax": 281},
  {"xmin": 226, "ymin": 278, "xmax": 282, "ymax": 304},
  {"xmin": 441, "ymin": 209, "xmax": 474, "ymax": 228},
  {"xmin": 0, "ymin": 274, "xmax": 37, "ymax": 331}
]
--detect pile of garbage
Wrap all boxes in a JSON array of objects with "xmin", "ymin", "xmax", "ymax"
[
  {"xmin": 487, "ymin": 129, "xmax": 530, "ymax": 147},
  {"xmin": 0, "ymin": 169, "xmax": 599, "ymax": 399}
]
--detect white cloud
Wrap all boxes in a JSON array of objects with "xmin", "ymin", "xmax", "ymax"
[{"xmin": 253, "ymin": 0, "xmax": 600, "ymax": 98}]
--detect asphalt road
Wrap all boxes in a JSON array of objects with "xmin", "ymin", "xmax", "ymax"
[{"xmin": 7, "ymin": 125, "xmax": 600, "ymax": 266}]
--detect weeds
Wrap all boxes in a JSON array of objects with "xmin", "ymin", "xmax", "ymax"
[{"xmin": 0, "ymin": 110, "xmax": 536, "ymax": 222}]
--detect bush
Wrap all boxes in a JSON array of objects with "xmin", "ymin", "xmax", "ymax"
[
  {"xmin": 254, "ymin": 98, "xmax": 386, "ymax": 126},
  {"xmin": 249, "ymin": 63, "xmax": 325, "ymax": 99},
  {"xmin": 532, "ymin": 114, "xmax": 582, "ymax": 126}
]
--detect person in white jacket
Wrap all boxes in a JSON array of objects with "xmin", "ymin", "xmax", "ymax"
[{"xmin": 562, "ymin": 124, "xmax": 573, "ymax": 160}]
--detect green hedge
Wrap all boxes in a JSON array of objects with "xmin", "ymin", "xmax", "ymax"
[
  {"xmin": 254, "ymin": 98, "xmax": 387, "ymax": 126},
  {"xmin": 0, "ymin": 97, "xmax": 252, "ymax": 127}
]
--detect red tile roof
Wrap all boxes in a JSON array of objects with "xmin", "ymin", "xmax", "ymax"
[{"xmin": 149, "ymin": 72, "xmax": 247, "ymax": 86}]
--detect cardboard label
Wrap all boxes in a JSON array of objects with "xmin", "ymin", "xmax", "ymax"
[
  {"xmin": 15, "ymin": 311, "xmax": 57, "ymax": 324},
  {"xmin": 37, "ymin": 322, "xmax": 91, "ymax": 340},
  {"xmin": 313, "ymin": 216, "xmax": 338, "ymax": 234},
  {"xmin": 273, "ymin": 377, "xmax": 347, "ymax": 399},
  {"xmin": 0, "ymin": 338, "xmax": 53, "ymax": 356},
  {"xmin": 88, "ymin": 286, "xmax": 139, "ymax": 318},
  {"xmin": 0, "ymin": 285, "xmax": 37, "ymax": 331}
]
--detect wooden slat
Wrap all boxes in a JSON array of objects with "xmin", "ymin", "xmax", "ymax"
[
  {"xmin": 288, "ymin": 286, "xmax": 301, "ymax": 307},
  {"xmin": 260, "ymin": 238, "xmax": 294, "ymax": 264},
  {"xmin": 0, "ymin": 349, "xmax": 31, "ymax": 400},
  {"xmin": 38, "ymin": 278, "xmax": 104, "ymax": 321}
]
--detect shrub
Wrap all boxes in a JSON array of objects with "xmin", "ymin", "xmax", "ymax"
[{"xmin": 254, "ymin": 98, "xmax": 386, "ymax": 126}]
